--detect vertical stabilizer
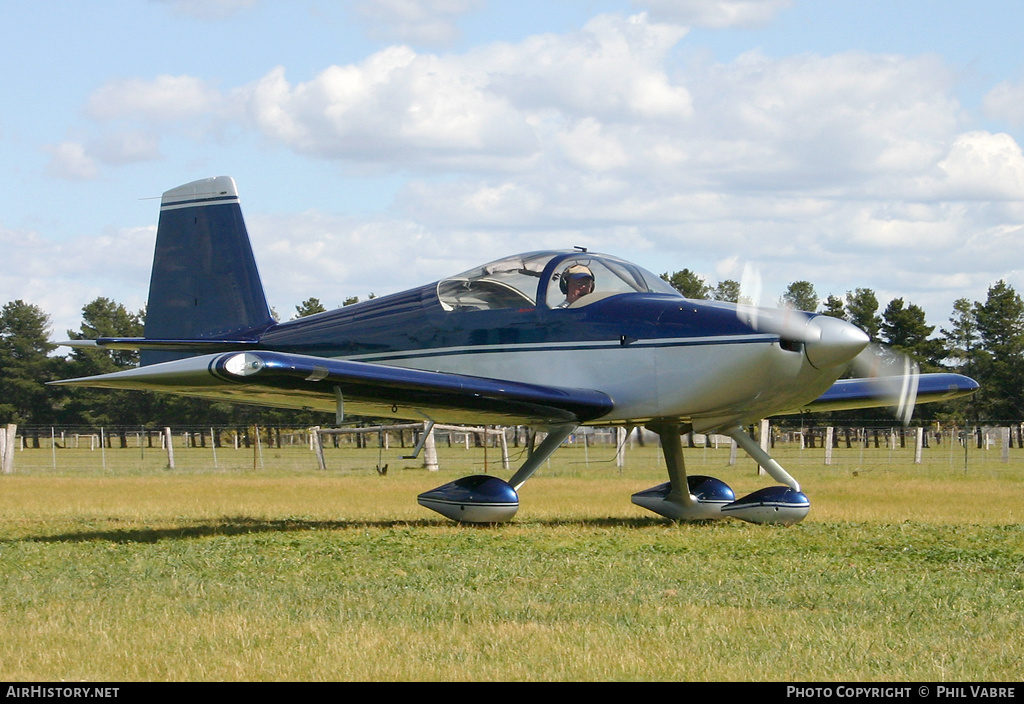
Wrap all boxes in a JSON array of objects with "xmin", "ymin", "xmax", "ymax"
[{"xmin": 142, "ymin": 176, "xmax": 275, "ymax": 365}]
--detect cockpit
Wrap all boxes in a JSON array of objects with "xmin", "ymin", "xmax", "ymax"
[{"xmin": 436, "ymin": 250, "xmax": 681, "ymax": 312}]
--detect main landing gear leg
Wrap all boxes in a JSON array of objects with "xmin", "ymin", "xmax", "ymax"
[
  {"xmin": 723, "ymin": 425, "xmax": 800, "ymax": 491},
  {"xmin": 717, "ymin": 425, "xmax": 810, "ymax": 525},
  {"xmin": 631, "ymin": 423, "xmax": 811, "ymax": 525},
  {"xmin": 631, "ymin": 423, "xmax": 735, "ymax": 521},
  {"xmin": 417, "ymin": 424, "xmax": 576, "ymax": 523},
  {"xmin": 507, "ymin": 424, "xmax": 576, "ymax": 490}
]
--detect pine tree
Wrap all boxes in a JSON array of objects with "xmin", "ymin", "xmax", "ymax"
[
  {"xmin": 0, "ymin": 300, "xmax": 57, "ymax": 424},
  {"xmin": 822, "ymin": 294, "xmax": 846, "ymax": 319},
  {"xmin": 880, "ymin": 297, "xmax": 941, "ymax": 367},
  {"xmin": 845, "ymin": 288, "xmax": 881, "ymax": 339},
  {"xmin": 780, "ymin": 281, "xmax": 818, "ymax": 313},
  {"xmin": 712, "ymin": 279, "xmax": 740, "ymax": 303},
  {"xmin": 973, "ymin": 281, "xmax": 1024, "ymax": 419},
  {"xmin": 939, "ymin": 297, "xmax": 983, "ymax": 421},
  {"xmin": 941, "ymin": 298, "xmax": 980, "ymax": 373},
  {"xmin": 293, "ymin": 297, "xmax": 327, "ymax": 318},
  {"xmin": 59, "ymin": 298, "xmax": 146, "ymax": 431},
  {"xmin": 660, "ymin": 270, "xmax": 711, "ymax": 299}
]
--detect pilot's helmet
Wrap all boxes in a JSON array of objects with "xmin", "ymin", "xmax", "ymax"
[{"xmin": 559, "ymin": 264, "xmax": 595, "ymax": 294}]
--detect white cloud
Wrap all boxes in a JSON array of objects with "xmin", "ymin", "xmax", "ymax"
[
  {"xmin": 634, "ymin": 0, "xmax": 793, "ymax": 28},
  {"xmin": 43, "ymin": 132, "xmax": 162, "ymax": 181},
  {"xmin": 246, "ymin": 211, "xmax": 473, "ymax": 310},
  {"xmin": 680, "ymin": 51, "xmax": 962, "ymax": 191},
  {"xmin": 555, "ymin": 118, "xmax": 630, "ymax": 171},
  {"xmin": 92, "ymin": 131, "xmax": 163, "ymax": 165},
  {"xmin": 355, "ymin": 0, "xmax": 483, "ymax": 46},
  {"xmin": 44, "ymin": 142, "xmax": 98, "ymax": 181},
  {"xmin": 240, "ymin": 55, "xmax": 538, "ymax": 170},
  {"xmin": 74, "ymin": 13, "xmax": 692, "ymax": 175},
  {"xmin": 227, "ymin": 34, "xmax": 1023, "ymax": 320},
  {"xmin": 0, "ymin": 224, "xmax": 154, "ymax": 337},
  {"xmin": 42, "ymin": 6, "xmax": 1024, "ymax": 329},
  {"xmin": 235, "ymin": 13, "xmax": 690, "ymax": 172},
  {"xmin": 923, "ymin": 131, "xmax": 1024, "ymax": 200},
  {"xmin": 58, "ymin": 74, "xmax": 232, "ymax": 179},
  {"xmin": 984, "ymin": 80, "xmax": 1024, "ymax": 127},
  {"xmin": 486, "ymin": 13, "xmax": 692, "ymax": 120},
  {"xmin": 86, "ymin": 75, "xmax": 225, "ymax": 123}
]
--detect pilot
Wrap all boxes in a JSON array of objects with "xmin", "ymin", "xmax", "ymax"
[{"xmin": 557, "ymin": 264, "xmax": 595, "ymax": 308}]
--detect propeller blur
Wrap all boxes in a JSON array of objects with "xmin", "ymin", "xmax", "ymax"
[{"xmin": 53, "ymin": 177, "xmax": 979, "ymax": 525}]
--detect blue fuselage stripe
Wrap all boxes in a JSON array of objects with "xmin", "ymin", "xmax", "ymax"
[{"xmin": 344, "ymin": 335, "xmax": 772, "ymax": 365}]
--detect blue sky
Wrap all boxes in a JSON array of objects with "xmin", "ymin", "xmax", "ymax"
[{"xmin": 3, "ymin": 0, "xmax": 1024, "ymax": 339}]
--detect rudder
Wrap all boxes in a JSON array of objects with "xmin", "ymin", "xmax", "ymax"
[{"xmin": 142, "ymin": 176, "xmax": 275, "ymax": 365}]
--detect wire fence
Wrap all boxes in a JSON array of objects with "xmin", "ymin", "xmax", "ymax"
[{"xmin": 3, "ymin": 421, "xmax": 1024, "ymax": 476}]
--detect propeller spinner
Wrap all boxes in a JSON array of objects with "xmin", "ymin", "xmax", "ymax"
[{"xmin": 736, "ymin": 264, "xmax": 920, "ymax": 424}]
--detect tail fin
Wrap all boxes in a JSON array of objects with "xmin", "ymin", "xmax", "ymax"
[{"xmin": 142, "ymin": 176, "xmax": 275, "ymax": 365}]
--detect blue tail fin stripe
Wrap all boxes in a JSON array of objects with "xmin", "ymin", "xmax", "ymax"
[{"xmin": 160, "ymin": 194, "xmax": 240, "ymax": 211}]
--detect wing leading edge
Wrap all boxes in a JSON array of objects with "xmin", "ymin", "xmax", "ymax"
[
  {"xmin": 50, "ymin": 350, "xmax": 614, "ymax": 427},
  {"xmin": 782, "ymin": 373, "xmax": 979, "ymax": 415}
]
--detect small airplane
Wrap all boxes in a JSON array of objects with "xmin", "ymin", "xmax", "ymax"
[{"xmin": 54, "ymin": 177, "xmax": 978, "ymax": 525}]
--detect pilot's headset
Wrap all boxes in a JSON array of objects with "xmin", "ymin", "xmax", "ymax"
[{"xmin": 559, "ymin": 263, "xmax": 595, "ymax": 295}]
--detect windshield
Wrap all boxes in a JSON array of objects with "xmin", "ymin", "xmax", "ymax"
[
  {"xmin": 436, "ymin": 250, "xmax": 681, "ymax": 311},
  {"xmin": 544, "ymin": 253, "xmax": 681, "ymax": 308}
]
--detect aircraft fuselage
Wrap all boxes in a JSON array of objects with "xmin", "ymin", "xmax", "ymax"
[{"xmin": 260, "ymin": 284, "xmax": 839, "ymax": 432}]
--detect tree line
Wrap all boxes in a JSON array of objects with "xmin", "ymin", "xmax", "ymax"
[
  {"xmin": 0, "ymin": 295, "xmax": 369, "ymax": 434},
  {"xmin": 0, "ymin": 277, "xmax": 1020, "ymax": 431}
]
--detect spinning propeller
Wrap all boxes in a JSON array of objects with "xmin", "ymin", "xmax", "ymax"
[
  {"xmin": 736, "ymin": 264, "xmax": 921, "ymax": 425},
  {"xmin": 848, "ymin": 343, "xmax": 921, "ymax": 426}
]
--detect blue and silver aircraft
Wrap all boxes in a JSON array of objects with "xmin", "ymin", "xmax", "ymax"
[{"xmin": 55, "ymin": 177, "xmax": 978, "ymax": 525}]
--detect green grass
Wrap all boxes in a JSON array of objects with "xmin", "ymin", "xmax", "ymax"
[{"xmin": 1, "ymin": 444, "xmax": 1022, "ymax": 681}]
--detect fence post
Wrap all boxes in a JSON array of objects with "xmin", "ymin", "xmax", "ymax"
[
  {"xmin": 824, "ymin": 427, "xmax": 834, "ymax": 465},
  {"xmin": 499, "ymin": 427, "xmax": 509, "ymax": 471},
  {"xmin": 422, "ymin": 421, "xmax": 439, "ymax": 471},
  {"xmin": 311, "ymin": 427, "xmax": 326, "ymax": 470},
  {"xmin": 254, "ymin": 426, "xmax": 264, "ymax": 469},
  {"xmin": 1, "ymin": 424, "xmax": 15, "ymax": 474},
  {"xmin": 615, "ymin": 427, "xmax": 626, "ymax": 469},
  {"xmin": 210, "ymin": 427, "xmax": 219, "ymax": 469},
  {"xmin": 758, "ymin": 419, "xmax": 770, "ymax": 475},
  {"xmin": 164, "ymin": 427, "xmax": 175, "ymax": 469},
  {"xmin": 915, "ymin": 427, "xmax": 924, "ymax": 464}
]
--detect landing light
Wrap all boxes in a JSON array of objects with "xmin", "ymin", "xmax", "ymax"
[{"xmin": 224, "ymin": 353, "xmax": 264, "ymax": 376}]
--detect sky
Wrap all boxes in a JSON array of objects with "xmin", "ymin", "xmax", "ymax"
[{"xmin": 3, "ymin": 0, "xmax": 1024, "ymax": 341}]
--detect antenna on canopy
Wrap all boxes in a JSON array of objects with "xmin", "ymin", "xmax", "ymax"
[{"xmin": 574, "ymin": 246, "xmax": 588, "ymax": 252}]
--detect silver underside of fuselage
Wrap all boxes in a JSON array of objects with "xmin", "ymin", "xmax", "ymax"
[{"xmin": 341, "ymin": 334, "xmax": 840, "ymax": 432}]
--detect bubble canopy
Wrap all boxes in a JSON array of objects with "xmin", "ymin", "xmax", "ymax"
[{"xmin": 437, "ymin": 250, "xmax": 682, "ymax": 312}]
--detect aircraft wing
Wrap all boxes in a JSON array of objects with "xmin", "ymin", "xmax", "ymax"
[
  {"xmin": 50, "ymin": 350, "xmax": 614, "ymax": 427},
  {"xmin": 781, "ymin": 372, "xmax": 979, "ymax": 415}
]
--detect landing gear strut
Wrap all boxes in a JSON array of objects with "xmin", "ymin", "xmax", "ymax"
[
  {"xmin": 631, "ymin": 422, "xmax": 810, "ymax": 525},
  {"xmin": 417, "ymin": 424, "xmax": 576, "ymax": 523}
]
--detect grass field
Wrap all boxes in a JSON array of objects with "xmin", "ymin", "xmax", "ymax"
[{"xmin": 1, "ymin": 441, "xmax": 1022, "ymax": 681}]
